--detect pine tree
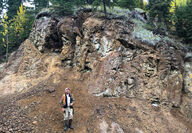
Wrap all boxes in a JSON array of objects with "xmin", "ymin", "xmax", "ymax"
[
  {"xmin": 186, "ymin": 2, "xmax": 192, "ymax": 43},
  {"xmin": 174, "ymin": 1, "xmax": 192, "ymax": 43},
  {"xmin": 0, "ymin": 0, "xmax": 3, "ymax": 15},
  {"xmin": 0, "ymin": 2, "xmax": 35, "ymax": 60},
  {"xmin": 92, "ymin": 0, "xmax": 116, "ymax": 16},
  {"xmin": 33, "ymin": 0, "xmax": 49, "ymax": 12},
  {"xmin": 50, "ymin": 0, "xmax": 85, "ymax": 16},
  {"xmin": 7, "ymin": 0, "xmax": 22, "ymax": 19},
  {"xmin": 118, "ymin": 0, "xmax": 140, "ymax": 9},
  {"xmin": 147, "ymin": 0, "xmax": 172, "ymax": 30}
]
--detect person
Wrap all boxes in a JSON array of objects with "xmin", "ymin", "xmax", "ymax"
[{"xmin": 60, "ymin": 87, "xmax": 74, "ymax": 131}]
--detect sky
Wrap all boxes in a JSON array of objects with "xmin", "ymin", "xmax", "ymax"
[
  {"xmin": 144, "ymin": 0, "xmax": 149, "ymax": 3},
  {"xmin": 1, "ymin": 1, "xmax": 34, "ymax": 18},
  {"xmin": 23, "ymin": 1, "xmax": 35, "ymax": 8}
]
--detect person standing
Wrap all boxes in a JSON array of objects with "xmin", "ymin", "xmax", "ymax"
[{"xmin": 60, "ymin": 88, "xmax": 74, "ymax": 131}]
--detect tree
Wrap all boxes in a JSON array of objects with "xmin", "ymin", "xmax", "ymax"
[
  {"xmin": 103, "ymin": 0, "xmax": 107, "ymax": 15},
  {"xmin": 174, "ymin": 1, "xmax": 192, "ymax": 44},
  {"xmin": 92, "ymin": 0, "xmax": 116, "ymax": 16},
  {"xmin": 7, "ymin": 0, "xmax": 22, "ymax": 19},
  {"xmin": 50, "ymin": 0, "xmax": 85, "ymax": 16},
  {"xmin": 9, "ymin": 4, "xmax": 29, "ymax": 48},
  {"xmin": 0, "ymin": 13, "xmax": 10, "ymax": 62},
  {"xmin": 147, "ymin": 0, "xmax": 172, "ymax": 30},
  {"xmin": 33, "ymin": 0, "xmax": 49, "ymax": 12},
  {"xmin": 0, "ymin": 0, "xmax": 8, "ymax": 17},
  {"xmin": 85, "ymin": 0, "xmax": 94, "ymax": 4},
  {"xmin": 0, "ymin": 4, "xmax": 33, "ymax": 61},
  {"xmin": 11, "ymin": 4, "xmax": 27, "ymax": 37},
  {"xmin": 0, "ymin": 0, "xmax": 4, "ymax": 15},
  {"xmin": 138, "ymin": 0, "xmax": 144, "ymax": 9},
  {"xmin": 118, "ymin": 0, "xmax": 141, "ymax": 9}
]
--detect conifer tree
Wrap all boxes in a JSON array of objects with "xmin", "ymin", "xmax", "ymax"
[
  {"xmin": 174, "ymin": 1, "xmax": 192, "ymax": 43},
  {"xmin": 0, "ymin": 0, "xmax": 4, "ymax": 15},
  {"xmin": 92, "ymin": 0, "xmax": 116, "ymax": 16},
  {"xmin": 50, "ymin": 0, "xmax": 85, "ymax": 16},
  {"xmin": 7, "ymin": 0, "xmax": 22, "ymax": 19},
  {"xmin": 0, "ymin": 13, "xmax": 9, "ymax": 61},
  {"xmin": 33, "ymin": 0, "xmax": 49, "ymax": 12},
  {"xmin": 147, "ymin": 0, "xmax": 172, "ymax": 30},
  {"xmin": 118, "ymin": 0, "xmax": 141, "ymax": 9}
]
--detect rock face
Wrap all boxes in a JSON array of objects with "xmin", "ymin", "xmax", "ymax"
[
  {"xmin": 0, "ymin": 9, "xmax": 192, "ymax": 132},
  {"xmin": 181, "ymin": 53, "xmax": 192, "ymax": 120},
  {"xmin": 29, "ymin": 9, "xmax": 189, "ymax": 107},
  {"xmin": 28, "ymin": 9, "xmax": 191, "ymax": 116},
  {"xmin": 184, "ymin": 52, "xmax": 192, "ymax": 96},
  {"xmin": 29, "ymin": 14, "xmax": 61, "ymax": 52}
]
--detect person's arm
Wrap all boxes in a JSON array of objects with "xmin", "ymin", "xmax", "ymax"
[
  {"xmin": 60, "ymin": 96, "xmax": 64, "ymax": 108},
  {"xmin": 70, "ymin": 95, "xmax": 75, "ymax": 106},
  {"xmin": 60, "ymin": 96, "xmax": 65, "ymax": 112}
]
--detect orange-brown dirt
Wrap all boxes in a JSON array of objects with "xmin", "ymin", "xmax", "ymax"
[
  {"xmin": 3, "ymin": 69, "xmax": 190, "ymax": 133},
  {"xmin": 0, "ymin": 56, "xmax": 192, "ymax": 133}
]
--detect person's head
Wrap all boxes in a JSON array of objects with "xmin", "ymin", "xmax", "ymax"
[{"xmin": 65, "ymin": 88, "xmax": 70, "ymax": 94}]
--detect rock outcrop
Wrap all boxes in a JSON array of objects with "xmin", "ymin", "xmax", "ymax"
[
  {"xmin": 29, "ymin": 9, "xmax": 190, "ymax": 107},
  {"xmin": 0, "ymin": 9, "xmax": 192, "ymax": 133}
]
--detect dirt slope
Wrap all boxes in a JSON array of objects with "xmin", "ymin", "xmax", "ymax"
[{"xmin": 0, "ymin": 67, "xmax": 192, "ymax": 133}]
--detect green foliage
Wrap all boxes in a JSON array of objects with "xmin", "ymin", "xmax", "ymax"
[
  {"xmin": 7, "ymin": 0, "xmax": 22, "ymax": 19},
  {"xmin": 170, "ymin": 0, "xmax": 190, "ymax": 12},
  {"xmin": 174, "ymin": 1, "xmax": 192, "ymax": 44},
  {"xmin": 0, "ymin": 0, "xmax": 4, "ymax": 15},
  {"xmin": 0, "ymin": 4, "xmax": 34, "ymax": 60},
  {"xmin": 147, "ymin": 0, "xmax": 172, "ymax": 30},
  {"xmin": 91, "ymin": 0, "xmax": 117, "ymax": 16},
  {"xmin": 92, "ymin": 0, "xmax": 116, "ymax": 7},
  {"xmin": 0, "ymin": 44, "xmax": 5, "ymax": 56},
  {"xmin": 33, "ymin": 0, "xmax": 49, "ymax": 12},
  {"xmin": 0, "ymin": 13, "xmax": 10, "ymax": 61},
  {"xmin": 105, "ymin": 6, "xmax": 131, "ymax": 16},
  {"xmin": 11, "ymin": 5, "xmax": 27, "ymax": 36},
  {"xmin": 118, "ymin": 0, "xmax": 143, "ymax": 9},
  {"xmin": 0, "ymin": 13, "xmax": 9, "ymax": 48},
  {"xmin": 9, "ymin": 5, "xmax": 34, "ymax": 48},
  {"xmin": 50, "ymin": 0, "xmax": 85, "ymax": 16}
]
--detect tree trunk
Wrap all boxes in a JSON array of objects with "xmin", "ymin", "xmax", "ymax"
[
  {"xmin": 103, "ymin": 0, "xmax": 107, "ymax": 17},
  {"xmin": 6, "ymin": 34, "xmax": 9, "ymax": 62}
]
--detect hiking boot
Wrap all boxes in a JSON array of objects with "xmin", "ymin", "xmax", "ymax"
[
  {"xmin": 69, "ymin": 119, "xmax": 74, "ymax": 129},
  {"xmin": 64, "ymin": 120, "xmax": 68, "ymax": 131}
]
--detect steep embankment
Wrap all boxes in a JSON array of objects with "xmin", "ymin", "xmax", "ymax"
[{"xmin": 0, "ymin": 9, "xmax": 192, "ymax": 133}]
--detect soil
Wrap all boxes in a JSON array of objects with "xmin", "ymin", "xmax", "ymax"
[{"xmin": 0, "ymin": 69, "xmax": 191, "ymax": 133}]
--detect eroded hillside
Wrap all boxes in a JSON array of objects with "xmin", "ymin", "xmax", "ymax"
[{"xmin": 0, "ymin": 9, "xmax": 192, "ymax": 133}]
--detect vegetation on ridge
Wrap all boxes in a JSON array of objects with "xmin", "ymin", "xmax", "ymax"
[{"xmin": 0, "ymin": 0, "xmax": 192, "ymax": 62}]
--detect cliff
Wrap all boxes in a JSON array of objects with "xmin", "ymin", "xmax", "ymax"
[{"xmin": 0, "ymin": 9, "xmax": 192, "ymax": 133}]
